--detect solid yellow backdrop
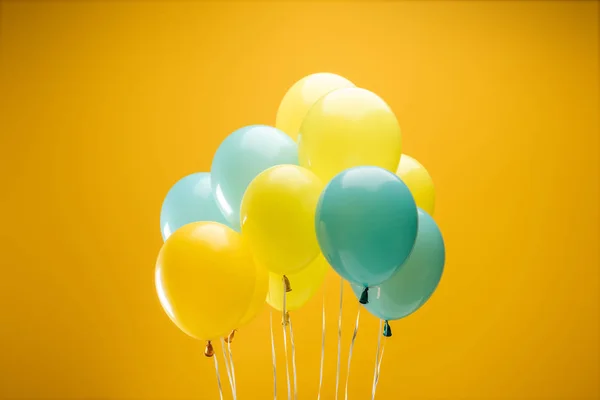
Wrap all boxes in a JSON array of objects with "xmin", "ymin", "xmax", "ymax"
[{"xmin": 0, "ymin": 1, "xmax": 598, "ymax": 399}]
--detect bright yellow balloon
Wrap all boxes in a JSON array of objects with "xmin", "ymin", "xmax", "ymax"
[
  {"xmin": 155, "ymin": 222, "xmax": 257, "ymax": 340},
  {"xmin": 241, "ymin": 165, "xmax": 324, "ymax": 276},
  {"xmin": 238, "ymin": 261, "xmax": 268, "ymax": 327},
  {"xmin": 267, "ymin": 254, "xmax": 328, "ymax": 312},
  {"xmin": 299, "ymin": 87, "xmax": 402, "ymax": 183},
  {"xmin": 275, "ymin": 72, "xmax": 355, "ymax": 141},
  {"xmin": 396, "ymin": 154, "xmax": 436, "ymax": 216}
]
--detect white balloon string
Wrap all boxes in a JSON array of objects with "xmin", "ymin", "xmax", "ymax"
[
  {"xmin": 344, "ymin": 308, "xmax": 361, "ymax": 400},
  {"xmin": 213, "ymin": 350, "xmax": 224, "ymax": 400},
  {"xmin": 220, "ymin": 338, "xmax": 236, "ymax": 400},
  {"xmin": 372, "ymin": 339, "xmax": 387, "ymax": 399},
  {"xmin": 317, "ymin": 291, "xmax": 326, "ymax": 400},
  {"xmin": 335, "ymin": 277, "xmax": 344, "ymax": 400},
  {"xmin": 371, "ymin": 320, "xmax": 383, "ymax": 399},
  {"xmin": 228, "ymin": 339, "xmax": 237, "ymax": 398},
  {"xmin": 289, "ymin": 316, "xmax": 298, "ymax": 400},
  {"xmin": 270, "ymin": 309, "xmax": 278, "ymax": 400},
  {"xmin": 282, "ymin": 278, "xmax": 292, "ymax": 400}
]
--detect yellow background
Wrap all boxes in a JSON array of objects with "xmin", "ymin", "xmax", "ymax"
[{"xmin": 0, "ymin": 1, "xmax": 598, "ymax": 399}]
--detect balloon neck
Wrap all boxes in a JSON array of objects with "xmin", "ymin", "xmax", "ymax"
[
  {"xmin": 282, "ymin": 311, "xmax": 290, "ymax": 326},
  {"xmin": 283, "ymin": 275, "xmax": 292, "ymax": 292},
  {"xmin": 359, "ymin": 287, "xmax": 369, "ymax": 304},
  {"xmin": 204, "ymin": 340, "xmax": 215, "ymax": 357},
  {"xmin": 383, "ymin": 320, "xmax": 392, "ymax": 338},
  {"xmin": 224, "ymin": 329, "xmax": 236, "ymax": 344}
]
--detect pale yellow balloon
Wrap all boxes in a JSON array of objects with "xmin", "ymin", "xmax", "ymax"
[
  {"xmin": 267, "ymin": 254, "xmax": 328, "ymax": 312},
  {"xmin": 238, "ymin": 261, "xmax": 269, "ymax": 328},
  {"xmin": 155, "ymin": 222, "xmax": 257, "ymax": 340},
  {"xmin": 396, "ymin": 154, "xmax": 436, "ymax": 216},
  {"xmin": 240, "ymin": 165, "xmax": 324, "ymax": 276},
  {"xmin": 275, "ymin": 73, "xmax": 355, "ymax": 141},
  {"xmin": 299, "ymin": 87, "xmax": 402, "ymax": 183}
]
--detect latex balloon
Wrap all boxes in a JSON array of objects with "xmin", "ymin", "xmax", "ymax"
[
  {"xmin": 299, "ymin": 87, "xmax": 402, "ymax": 183},
  {"xmin": 397, "ymin": 155, "xmax": 436, "ymax": 216},
  {"xmin": 267, "ymin": 254, "xmax": 328, "ymax": 312},
  {"xmin": 155, "ymin": 222, "xmax": 257, "ymax": 340},
  {"xmin": 315, "ymin": 166, "xmax": 418, "ymax": 297},
  {"xmin": 352, "ymin": 209, "xmax": 445, "ymax": 321},
  {"xmin": 238, "ymin": 261, "xmax": 269, "ymax": 327},
  {"xmin": 241, "ymin": 164, "xmax": 324, "ymax": 276},
  {"xmin": 160, "ymin": 172, "xmax": 231, "ymax": 241},
  {"xmin": 211, "ymin": 125, "xmax": 298, "ymax": 231},
  {"xmin": 275, "ymin": 72, "xmax": 355, "ymax": 141}
]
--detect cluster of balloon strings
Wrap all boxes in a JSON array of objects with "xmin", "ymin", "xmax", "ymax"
[{"xmin": 155, "ymin": 72, "xmax": 444, "ymax": 400}]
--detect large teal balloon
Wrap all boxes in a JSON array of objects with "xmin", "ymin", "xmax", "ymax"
[
  {"xmin": 315, "ymin": 166, "xmax": 418, "ymax": 289},
  {"xmin": 352, "ymin": 208, "xmax": 445, "ymax": 321},
  {"xmin": 211, "ymin": 125, "xmax": 298, "ymax": 231},
  {"xmin": 160, "ymin": 172, "xmax": 231, "ymax": 241}
]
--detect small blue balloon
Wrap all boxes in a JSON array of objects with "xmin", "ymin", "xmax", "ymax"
[
  {"xmin": 315, "ymin": 166, "xmax": 418, "ymax": 288},
  {"xmin": 160, "ymin": 172, "xmax": 231, "ymax": 241},
  {"xmin": 352, "ymin": 209, "xmax": 445, "ymax": 321},
  {"xmin": 211, "ymin": 125, "xmax": 298, "ymax": 231}
]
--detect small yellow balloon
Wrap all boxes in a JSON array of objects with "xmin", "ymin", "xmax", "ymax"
[
  {"xmin": 276, "ymin": 73, "xmax": 355, "ymax": 142},
  {"xmin": 238, "ymin": 261, "xmax": 269, "ymax": 327},
  {"xmin": 299, "ymin": 87, "xmax": 402, "ymax": 183},
  {"xmin": 396, "ymin": 154, "xmax": 436, "ymax": 216},
  {"xmin": 267, "ymin": 254, "xmax": 328, "ymax": 312},
  {"xmin": 155, "ymin": 222, "xmax": 257, "ymax": 340},
  {"xmin": 241, "ymin": 165, "xmax": 324, "ymax": 276}
]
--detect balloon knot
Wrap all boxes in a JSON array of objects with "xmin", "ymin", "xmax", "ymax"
[
  {"xmin": 282, "ymin": 311, "xmax": 290, "ymax": 326},
  {"xmin": 383, "ymin": 320, "xmax": 392, "ymax": 338},
  {"xmin": 204, "ymin": 340, "xmax": 214, "ymax": 357},
  {"xmin": 359, "ymin": 287, "xmax": 369, "ymax": 304},
  {"xmin": 224, "ymin": 329, "xmax": 236, "ymax": 344},
  {"xmin": 283, "ymin": 275, "xmax": 292, "ymax": 292}
]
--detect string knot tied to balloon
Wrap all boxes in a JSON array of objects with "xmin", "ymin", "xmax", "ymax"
[
  {"xmin": 383, "ymin": 320, "xmax": 392, "ymax": 338},
  {"xmin": 283, "ymin": 275, "xmax": 292, "ymax": 292},
  {"xmin": 282, "ymin": 311, "xmax": 290, "ymax": 326},
  {"xmin": 359, "ymin": 286, "xmax": 369, "ymax": 304},
  {"xmin": 204, "ymin": 341, "xmax": 215, "ymax": 357},
  {"xmin": 225, "ymin": 329, "xmax": 236, "ymax": 344}
]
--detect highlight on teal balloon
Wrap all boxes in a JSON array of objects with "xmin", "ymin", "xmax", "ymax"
[
  {"xmin": 211, "ymin": 125, "xmax": 298, "ymax": 231},
  {"xmin": 352, "ymin": 208, "xmax": 445, "ymax": 323},
  {"xmin": 315, "ymin": 166, "xmax": 419, "ymax": 295},
  {"xmin": 159, "ymin": 172, "xmax": 231, "ymax": 241}
]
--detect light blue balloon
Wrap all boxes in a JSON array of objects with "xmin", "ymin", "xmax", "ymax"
[
  {"xmin": 315, "ymin": 166, "xmax": 419, "ymax": 289},
  {"xmin": 211, "ymin": 125, "xmax": 298, "ymax": 231},
  {"xmin": 160, "ymin": 172, "xmax": 231, "ymax": 241},
  {"xmin": 352, "ymin": 209, "xmax": 445, "ymax": 321}
]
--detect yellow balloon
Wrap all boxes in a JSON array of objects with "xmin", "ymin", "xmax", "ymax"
[
  {"xmin": 275, "ymin": 72, "xmax": 355, "ymax": 141},
  {"xmin": 396, "ymin": 154, "xmax": 436, "ymax": 216},
  {"xmin": 241, "ymin": 165, "xmax": 324, "ymax": 276},
  {"xmin": 155, "ymin": 222, "xmax": 257, "ymax": 340},
  {"xmin": 238, "ymin": 261, "xmax": 268, "ymax": 327},
  {"xmin": 267, "ymin": 254, "xmax": 328, "ymax": 312},
  {"xmin": 299, "ymin": 87, "xmax": 402, "ymax": 183}
]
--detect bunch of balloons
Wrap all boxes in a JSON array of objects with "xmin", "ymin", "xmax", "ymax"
[{"xmin": 155, "ymin": 72, "xmax": 445, "ymax": 351}]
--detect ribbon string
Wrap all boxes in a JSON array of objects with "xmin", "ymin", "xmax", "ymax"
[
  {"xmin": 335, "ymin": 277, "xmax": 344, "ymax": 400},
  {"xmin": 270, "ymin": 309, "xmax": 278, "ymax": 400},
  {"xmin": 344, "ymin": 308, "xmax": 361, "ymax": 400},
  {"xmin": 289, "ymin": 317, "xmax": 298, "ymax": 400},
  {"xmin": 213, "ymin": 350, "xmax": 224, "ymax": 400},
  {"xmin": 317, "ymin": 292, "xmax": 326, "ymax": 400},
  {"xmin": 282, "ymin": 279, "xmax": 292, "ymax": 400},
  {"xmin": 371, "ymin": 322, "xmax": 387, "ymax": 400},
  {"xmin": 220, "ymin": 338, "xmax": 236, "ymax": 400},
  {"xmin": 228, "ymin": 340, "xmax": 237, "ymax": 398},
  {"xmin": 371, "ymin": 320, "xmax": 383, "ymax": 399}
]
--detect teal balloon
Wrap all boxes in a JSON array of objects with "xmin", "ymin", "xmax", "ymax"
[
  {"xmin": 315, "ymin": 166, "xmax": 418, "ymax": 287},
  {"xmin": 160, "ymin": 172, "xmax": 231, "ymax": 241},
  {"xmin": 352, "ymin": 209, "xmax": 445, "ymax": 320},
  {"xmin": 211, "ymin": 125, "xmax": 298, "ymax": 231}
]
